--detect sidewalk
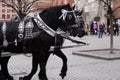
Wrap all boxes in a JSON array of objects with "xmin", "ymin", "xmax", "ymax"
[
  {"xmin": 5, "ymin": 35, "xmax": 120, "ymax": 80},
  {"xmin": 72, "ymin": 35, "xmax": 120, "ymax": 60}
]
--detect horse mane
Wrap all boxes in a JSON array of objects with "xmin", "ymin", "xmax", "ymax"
[
  {"xmin": 40, "ymin": 4, "xmax": 72, "ymax": 14},
  {"xmin": 38, "ymin": 4, "xmax": 72, "ymax": 30}
]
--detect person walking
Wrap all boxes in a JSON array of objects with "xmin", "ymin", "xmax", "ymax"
[
  {"xmin": 84, "ymin": 23, "xmax": 89, "ymax": 35},
  {"xmin": 93, "ymin": 21, "xmax": 98, "ymax": 35},
  {"xmin": 98, "ymin": 23, "xmax": 104, "ymax": 38},
  {"xmin": 113, "ymin": 22, "xmax": 119, "ymax": 36},
  {"xmin": 102, "ymin": 23, "xmax": 106, "ymax": 35},
  {"xmin": 90, "ymin": 21, "xmax": 94, "ymax": 35}
]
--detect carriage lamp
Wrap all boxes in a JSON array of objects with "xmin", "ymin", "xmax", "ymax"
[
  {"xmin": 2, "ymin": 22, "xmax": 8, "ymax": 47},
  {"xmin": 2, "ymin": 22, "xmax": 7, "ymax": 33},
  {"xmin": 18, "ymin": 21, "xmax": 24, "ymax": 38}
]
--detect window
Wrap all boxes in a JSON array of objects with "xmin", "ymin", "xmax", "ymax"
[
  {"xmin": 37, "ymin": 0, "xmax": 50, "ymax": 2},
  {"xmin": 2, "ymin": 9, "xmax": 5, "ymax": 13},
  {"xmin": 12, "ymin": 9, "xmax": 16, "ymax": 13},
  {"xmin": 7, "ymin": 5, "xmax": 10, "ymax": 8},
  {"xmin": 7, "ymin": 14, "xmax": 10, "ymax": 19},
  {"xmin": 2, "ymin": 4, "xmax": 5, "ymax": 8},
  {"xmin": 5, "ymin": 0, "xmax": 10, "ymax": 2},
  {"xmin": 2, "ymin": 14, "xmax": 5, "ymax": 19},
  {"xmin": 7, "ymin": 9, "xmax": 11, "ymax": 13}
]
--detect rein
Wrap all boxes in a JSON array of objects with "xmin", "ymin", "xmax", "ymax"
[{"xmin": 0, "ymin": 31, "xmax": 41, "ymax": 49}]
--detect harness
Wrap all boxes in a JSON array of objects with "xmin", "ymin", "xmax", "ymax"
[
  {"xmin": 34, "ymin": 12, "xmax": 68, "ymax": 37},
  {"xmin": 1, "ymin": 13, "xmax": 67, "ymax": 53},
  {"xmin": 33, "ymin": 12, "xmax": 67, "ymax": 52},
  {"xmin": 34, "ymin": 12, "xmax": 57, "ymax": 37},
  {"xmin": 33, "ymin": 11, "xmax": 86, "ymax": 51},
  {"xmin": 1, "ymin": 10, "xmax": 87, "ymax": 53}
]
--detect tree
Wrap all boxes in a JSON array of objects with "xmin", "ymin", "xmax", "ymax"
[
  {"xmin": 0, "ymin": 0, "xmax": 40, "ymax": 20},
  {"xmin": 98, "ymin": 0, "xmax": 120, "ymax": 53}
]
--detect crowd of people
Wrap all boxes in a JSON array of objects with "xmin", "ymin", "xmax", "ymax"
[{"xmin": 84, "ymin": 21, "xmax": 119, "ymax": 38}]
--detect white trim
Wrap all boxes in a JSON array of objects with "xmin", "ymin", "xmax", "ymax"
[{"xmin": 34, "ymin": 12, "xmax": 56, "ymax": 37}]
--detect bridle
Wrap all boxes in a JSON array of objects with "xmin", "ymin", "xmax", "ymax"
[
  {"xmin": 59, "ymin": 9, "xmax": 77, "ymax": 21},
  {"xmin": 59, "ymin": 9, "xmax": 80, "ymax": 28}
]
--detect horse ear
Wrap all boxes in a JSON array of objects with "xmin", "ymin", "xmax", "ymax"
[
  {"xmin": 66, "ymin": 3, "xmax": 70, "ymax": 6},
  {"xmin": 66, "ymin": 3, "xmax": 71, "ymax": 8},
  {"xmin": 79, "ymin": 9, "xmax": 83, "ymax": 15},
  {"xmin": 65, "ymin": 3, "xmax": 72, "ymax": 10},
  {"xmin": 66, "ymin": 3, "xmax": 75, "ymax": 10},
  {"xmin": 72, "ymin": 4, "xmax": 75, "ymax": 10}
]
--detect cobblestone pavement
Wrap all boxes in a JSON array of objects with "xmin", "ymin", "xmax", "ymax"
[{"xmin": 7, "ymin": 35, "xmax": 120, "ymax": 80}]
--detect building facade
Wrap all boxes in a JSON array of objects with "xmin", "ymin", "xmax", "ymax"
[
  {"xmin": 0, "ymin": 1, "xmax": 16, "ymax": 21},
  {"xmin": 74, "ymin": 0, "xmax": 88, "ymax": 11},
  {"xmin": 33, "ymin": 0, "xmax": 74, "ymax": 11},
  {"xmin": 113, "ymin": 0, "xmax": 120, "ymax": 26},
  {"xmin": 0, "ymin": 0, "xmax": 74, "ymax": 21},
  {"xmin": 83, "ymin": 0, "xmax": 106, "ymax": 24},
  {"xmin": 113, "ymin": 0, "xmax": 120, "ymax": 19},
  {"xmin": 80, "ymin": 0, "xmax": 120, "ymax": 26}
]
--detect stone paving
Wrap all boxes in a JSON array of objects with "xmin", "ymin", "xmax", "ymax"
[
  {"xmin": 6, "ymin": 35, "xmax": 120, "ymax": 80},
  {"xmin": 73, "ymin": 35, "xmax": 120, "ymax": 60}
]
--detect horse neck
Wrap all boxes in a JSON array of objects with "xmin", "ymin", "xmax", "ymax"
[{"xmin": 39, "ymin": 11, "xmax": 64, "ymax": 31}]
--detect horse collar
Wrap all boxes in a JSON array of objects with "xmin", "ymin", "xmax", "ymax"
[{"xmin": 34, "ymin": 12, "xmax": 56, "ymax": 37}]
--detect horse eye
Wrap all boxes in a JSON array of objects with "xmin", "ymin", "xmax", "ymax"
[{"xmin": 67, "ymin": 14, "xmax": 72, "ymax": 20}]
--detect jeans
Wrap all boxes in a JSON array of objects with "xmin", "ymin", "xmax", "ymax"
[{"xmin": 98, "ymin": 31, "xmax": 103, "ymax": 38}]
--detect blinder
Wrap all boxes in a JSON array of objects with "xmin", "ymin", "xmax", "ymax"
[
  {"xmin": 59, "ymin": 9, "xmax": 76, "ymax": 22},
  {"xmin": 66, "ymin": 13, "xmax": 73, "ymax": 21}
]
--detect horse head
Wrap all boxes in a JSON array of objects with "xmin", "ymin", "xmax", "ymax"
[
  {"xmin": 39, "ymin": 4, "xmax": 85, "ymax": 38},
  {"xmin": 64, "ymin": 10, "xmax": 85, "ymax": 38},
  {"xmin": 38, "ymin": 4, "xmax": 77, "ymax": 30},
  {"xmin": 57, "ymin": 5, "xmax": 85, "ymax": 38}
]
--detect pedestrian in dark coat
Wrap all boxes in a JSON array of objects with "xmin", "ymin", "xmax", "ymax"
[
  {"xmin": 90, "ymin": 21, "xmax": 94, "ymax": 35},
  {"xmin": 113, "ymin": 22, "xmax": 119, "ymax": 36},
  {"xmin": 98, "ymin": 23, "xmax": 104, "ymax": 38}
]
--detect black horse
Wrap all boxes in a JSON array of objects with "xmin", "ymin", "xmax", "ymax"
[{"xmin": 0, "ymin": 4, "xmax": 86, "ymax": 80}]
